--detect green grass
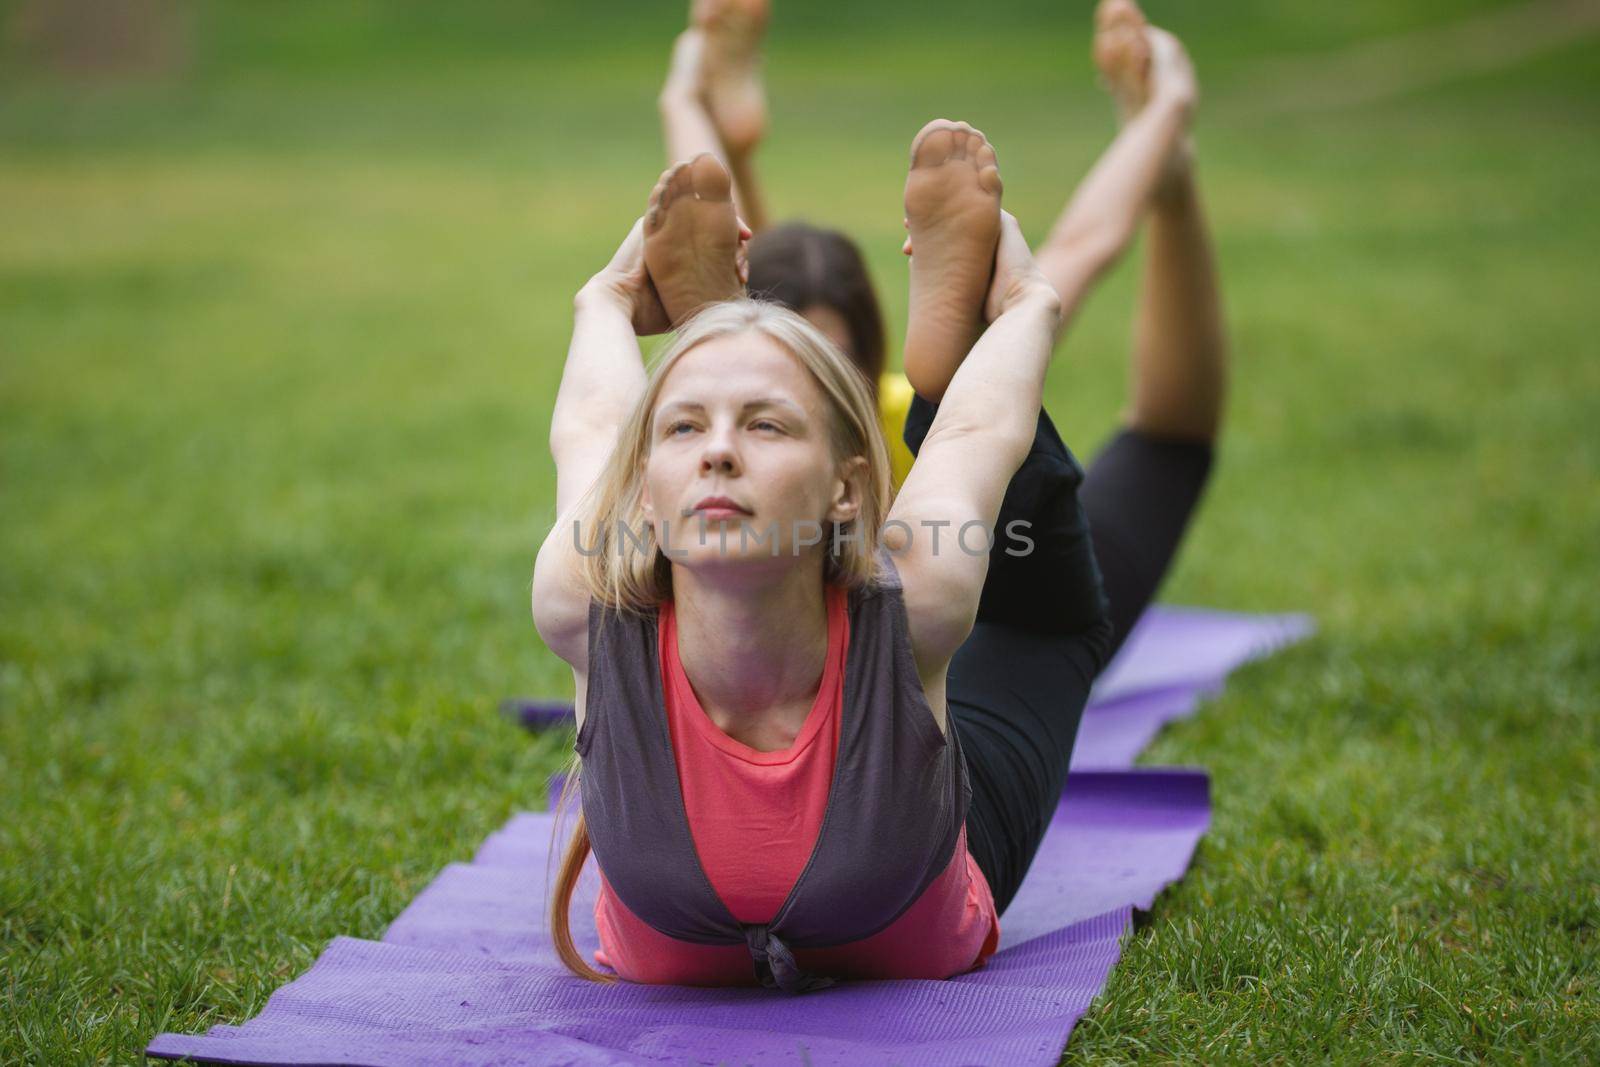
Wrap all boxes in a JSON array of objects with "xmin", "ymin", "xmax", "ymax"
[{"xmin": 2, "ymin": 0, "xmax": 1597, "ymax": 1061}]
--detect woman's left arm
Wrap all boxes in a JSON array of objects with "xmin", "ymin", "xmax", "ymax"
[{"xmin": 887, "ymin": 213, "xmax": 1063, "ymax": 675}]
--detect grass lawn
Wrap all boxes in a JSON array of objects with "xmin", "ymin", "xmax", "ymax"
[{"xmin": 2, "ymin": 0, "xmax": 1597, "ymax": 1061}]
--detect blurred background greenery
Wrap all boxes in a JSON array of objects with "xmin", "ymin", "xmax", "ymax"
[{"xmin": 2, "ymin": 0, "xmax": 1597, "ymax": 1061}]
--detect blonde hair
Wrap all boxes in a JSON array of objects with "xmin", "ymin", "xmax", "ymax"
[{"xmin": 547, "ymin": 297, "xmax": 895, "ymax": 983}]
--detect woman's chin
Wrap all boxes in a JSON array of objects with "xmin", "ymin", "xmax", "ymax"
[{"xmin": 661, "ymin": 526, "xmax": 801, "ymax": 568}]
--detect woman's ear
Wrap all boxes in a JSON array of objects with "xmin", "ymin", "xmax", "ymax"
[{"xmin": 826, "ymin": 456, "xmax": 870, "ymax": 525}]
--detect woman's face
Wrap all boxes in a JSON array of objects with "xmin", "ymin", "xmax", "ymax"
[{"xmin": 641, "ymin": 331, "xmax": 864, "ymax": 574}]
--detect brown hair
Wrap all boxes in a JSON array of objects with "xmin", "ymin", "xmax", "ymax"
[
  {"xmin": 746, "ymin": 221, "xmax": 887, "ymax": 389},
  {"xmin": 546, "ymin": 297, "xmax": 895, "ymax": 983}
]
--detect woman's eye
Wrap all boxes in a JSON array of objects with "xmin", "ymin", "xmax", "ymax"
[
  {"xmin": 667, "ymin": 422, "xmax": 695, "ymax": 436},
  {"xmin": 752, "ymin": 420, "xmax": 781, "ymax": 433}
]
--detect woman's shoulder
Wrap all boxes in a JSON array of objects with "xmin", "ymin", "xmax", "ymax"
[
  {"xmin": 588, "ymin": 593, "xmax": 665, "ymax": 621},
  {"xmin": 585, "ymin": 595, "xmax": 665, "ymax": 657},
  {"xmin": 575, "ymin": 597, "xmax": 664, "ymax": 752}
]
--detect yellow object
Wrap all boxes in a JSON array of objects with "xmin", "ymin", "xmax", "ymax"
[{"xmin": 877, "ymin": 371, "xmax": 917, "ymax": 497}]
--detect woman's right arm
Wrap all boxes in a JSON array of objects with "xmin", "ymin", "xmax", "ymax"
[{"xmin": 532, "ymin": 219, "xmax": 668, "ymax": 677}]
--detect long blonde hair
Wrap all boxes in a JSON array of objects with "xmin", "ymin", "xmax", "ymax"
[{"xmin": 546, "ymin": 297, "xmax": 895, "ymax": 983}]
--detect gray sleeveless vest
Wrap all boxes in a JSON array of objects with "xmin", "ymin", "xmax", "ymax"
[{"xmin": 576, "ymin": 547, "xmax": 972, "ymax": 994}]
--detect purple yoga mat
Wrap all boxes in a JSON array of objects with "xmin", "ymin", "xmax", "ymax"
[
  {"xmin": 502, "ymin": 697, "xmax": 574, "ymax": 732},
  {"xmin": 147, "ymin": 607, "xmax": 1311, "ymax": 1067},
  {"xmin": 147, "ymin": 771, "xmax": 1207, "ymax": 1067},
  {"xmin": 1088, "ymin": 605, "xmax": 1314, "ymax": 706}
]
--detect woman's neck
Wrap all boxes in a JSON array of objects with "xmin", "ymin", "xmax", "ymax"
[{"xmin": 669, "ymin": 559, "xmax": 832, "ymax": 736}]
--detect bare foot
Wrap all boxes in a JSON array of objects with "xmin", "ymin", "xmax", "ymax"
[
  {"xmin": 1093, "ymin": 0, "xmax": 1152, "ymax": 122},
  {"xmin": 1093, "ymin": 0, "xmax": 1197, "ymax": 194},
  {"xmin": 902, "ymin": 120, "xmax": 1003, "ymax": 402},
  {"xmin": 693, "ymin": 0, "xmax": 769, "ymax": 156},
  {"xmin": 643, "ymin": 153, "xmax": 748, "ymax": 326}
]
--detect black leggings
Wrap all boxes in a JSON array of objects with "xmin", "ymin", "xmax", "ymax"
[{"xmin": 902, "ymin": 393, "xmax": 1215, "ymax": 916}]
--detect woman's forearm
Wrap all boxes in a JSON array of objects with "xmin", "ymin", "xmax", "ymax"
[
  {"xmin": 550, "ymin": 287, "xmax": 649, "ymax": 453},
  {"xmin": 925, "ymin": 288, "xmax": 1061, "ymax": 455},
  {"xmin": 1034, "ymin": 93, "xmax": 1191, "ymax": 321}
]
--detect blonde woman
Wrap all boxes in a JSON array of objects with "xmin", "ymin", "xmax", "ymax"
[
  {"xmin": 532, "ymin": 116, "xmax": 1043, "ymax": 989},
  {"xmin": 532, "ymin": 47, "xmax": 1222, "ymax": 984},
  {"xmin": 530, "ymin": 0, "xmax": 1228, "ymax": 989}
]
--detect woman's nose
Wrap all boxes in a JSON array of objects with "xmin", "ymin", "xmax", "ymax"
[{"xmin": 700, "ymin": 428, "xmax": 741, "ymax": 473}]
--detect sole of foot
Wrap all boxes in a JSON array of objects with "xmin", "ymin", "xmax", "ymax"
[
  {"xmin": 643, "ymin": 153, "xmax": 745, "ymax": 327},
  {"xmin": 902, "ymin": 119, "xmax": 1003, "ymax": 402},
  {"xmin": 693, "ymin": 0, "xmax": 769, "ymax": 156}
]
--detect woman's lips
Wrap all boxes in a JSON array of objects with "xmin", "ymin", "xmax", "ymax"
[{"xmin": 690, "ymin": 495, "xmax": 752, "ymax": 517}]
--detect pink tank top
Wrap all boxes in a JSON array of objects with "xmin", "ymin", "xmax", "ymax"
[{"xmin": 593, "ymin": 583, "xmax": 1000, "ymax": 984}]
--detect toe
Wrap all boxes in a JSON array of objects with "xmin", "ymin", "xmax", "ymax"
[
  {"xmin": 1094, "ymin": 0, "xmax": 1124, "ymax": 28},
  {"xmin": 687, "ymin": 152, "xmax": 733, "ymax": 201},
  {"xmin": 667, "ymin": 162, "xmax": 699, "ymax": 206},
  {"xmin": 965, "ymin": 130, "xmax": 988, "ymax": 163},
  {"xmin": 658, "ymin": 162, "xmax": 691, "ymax": 207},
  {"xmin": 645, "ymin": 171, "xmax": 675, "ymax": 227},
  {"xmin": 978, "ymin": 163, "xmax": 1003, "ymax": 198},
  {"xmin": 911, "ymin": 122, "xmax": 957, "ymax": 167},
  {"xmin": 1100, "ymin": 0, "xmax": 1144, "ymax": 33},
  {"xmin": 974, "ymin": 141, "xmax": 1001, "ymax": 192}
]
